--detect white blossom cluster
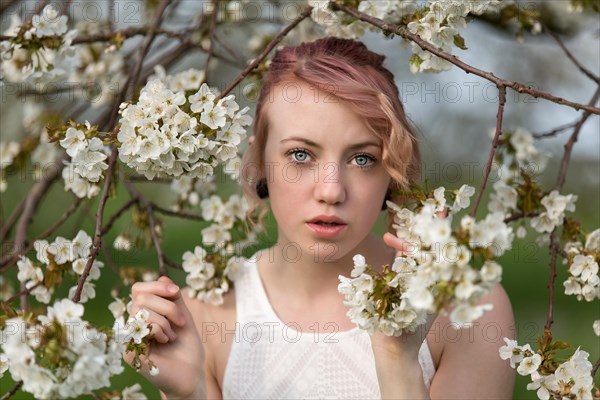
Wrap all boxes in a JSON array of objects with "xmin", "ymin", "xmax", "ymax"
[
  {"xmin": 308, "ymin": 0, "xmax": 416, "ymax": 39},
  {"xmin": 499, "ymin": 338, "xmax": 595, "ymax": 400},
  {"xmin": 117, "ymin": 79, "xmax": 251, "ymax": 180},
  {"xmin": 491, "ymin": 128, "xmax": 548, "ymax": 188},
  {"xmin": 170, "ymin": 175, "xmax": 217, "ymax": 209},
  {"xmin": 118, "ymin": 384, "xmax": 148, "ymax": 400},
  {"xmin": 0, "ymin": 299, "xmax": 125, "ymax": 399},
  {"xmin": 338, "ymin": 185, "xmax": 512, "ymax": 336},
  {"xmin": 407, "ymin": 0, "xmax": 503, "ymax": 73},
  {"xmin": 0, "ymin": 140, "xmax": 20, "ymax": 192},
  {"xmin": 112, "ymin": 309, "xmax": 155, "ymax": 348},
  {"xmin": 181, "ymin": 194, "xmax": 251, "ymax": 305},
  {"xmin": 17, "ymin": 230, "xmax": 103, "ymax": 304},
  {"xmin": 487, "ymin": 127, "xmax": 551, "ymax": 240},
  {"xmin": 0, "ymin": 5, "xmax": 76, "ymax": 83},
  {"xmin": 59, "ymin": 122, "xmax": 109, "ymax": 198},
  {"xmin": 530, "ymin": 190, "xmax": 578, "ymax": 234},
  {"xmin": 110, "ymin": 305, "xmax": 159, "ymax": 376},
  {"xmin": 150, "ymin": 65, "xmax": 206, "ymax": 93},
  {"xmin": 563, "ymin": 229, "xmax": 600, "ymax": 302}
]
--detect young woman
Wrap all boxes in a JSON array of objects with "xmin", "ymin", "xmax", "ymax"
[{"xmin": 127, "ymin": 37, "xmax": 516, "ymax": 399}]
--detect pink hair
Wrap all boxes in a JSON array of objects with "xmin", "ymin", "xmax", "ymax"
[{"xmin": 240, "ymin": 37, "xmax": 421, "ymax": 233}]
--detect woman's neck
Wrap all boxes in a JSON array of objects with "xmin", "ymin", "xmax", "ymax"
[{"xmin": 258, "ymin": 233, "xmax": 395, "ymax": 304}]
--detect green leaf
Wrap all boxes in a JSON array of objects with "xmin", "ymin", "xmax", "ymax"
[{"xmin": 453, "ymin": 34, "xmax": 468, "ymax": 50}]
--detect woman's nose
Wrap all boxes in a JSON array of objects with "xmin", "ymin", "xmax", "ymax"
[{"xmin": 314, "ymin": 161, "xmax": 346, "ymax": 205}]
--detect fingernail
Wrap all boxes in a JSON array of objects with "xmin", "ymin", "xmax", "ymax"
[
  {"xmin": 169, "ymin": 330, "xmax": 177, "ymax": 340},
  {"xmin": 168, "ymin": 284, "xmax": 179, "ymax": 293}
]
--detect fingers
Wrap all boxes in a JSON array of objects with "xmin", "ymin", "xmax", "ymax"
[
  {"xmin": 383, "ymin": 232, "xmax": 413, "ymax": 257},
  {"xmin": 435, "ymin": 207, "xmax": 449, "ymax": 219},
  {"xmin": 131, "ymin": 280, "xmax": 187, "ymax": 328},
  {"xmin": 145, "ymin": 308, "xmax": 177, "ymax": 343}
]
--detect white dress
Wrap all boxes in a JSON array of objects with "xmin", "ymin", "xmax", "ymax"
[{"xmin": 222, "ymin": 254, "xmax": 437, "ymax": 399}]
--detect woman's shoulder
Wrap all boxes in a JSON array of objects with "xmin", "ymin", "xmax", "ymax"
[{"xmin": 427, "ymin": 283, "xmax": 516, "ymax": 397}]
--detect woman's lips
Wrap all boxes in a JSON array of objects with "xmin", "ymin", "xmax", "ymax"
[{"xmin": 306, "ymin": 222, "xmax": 347, "ymax": 239}]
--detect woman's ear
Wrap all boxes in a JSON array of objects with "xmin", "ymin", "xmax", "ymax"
[{"xmin": 256, "ymin": 178, "xmax": 269, "ymax": 199}]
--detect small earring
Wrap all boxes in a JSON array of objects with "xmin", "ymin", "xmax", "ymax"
[
  {"xmin": 381, "ymin": 188, "xmax": 392, "ymax": 211},
  {"xmin": 256, "ymin": 178, "xmax": 269, "ymax": 199}
]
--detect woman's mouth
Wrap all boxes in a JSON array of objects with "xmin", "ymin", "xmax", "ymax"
[{"xmin": 306, "ymin": 222, "xmax": 347, "ymax": 239}]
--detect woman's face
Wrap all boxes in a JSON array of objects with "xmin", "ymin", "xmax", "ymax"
[{"xmin": 262, "ymin": 80, "xmax": 391, "ymax": 262}]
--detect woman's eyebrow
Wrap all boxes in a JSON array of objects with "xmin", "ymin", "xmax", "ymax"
[{"xmin": 280, "ymin": 136, "xmax": 381, "ymax": 151}]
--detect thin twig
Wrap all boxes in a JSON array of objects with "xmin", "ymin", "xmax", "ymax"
[
  {"xmin": 553, "ymin": 86, "xmax": 600, "ymax": 192},
  {"xmin": 202, "ymin": 0, "xmax": 219, "ymax": 81},
  {"xmin": 101, "ymin": 197, "xmax": 140, "ymax": 235},
  {"xmin": 10, "ymin": 155, "xmax": 63, "ymax": 312},
  {"xmin": 0, "ymin": 381, "xmax": 23, "ymax": 400},
  {"xmin": 533, "ymin": 121, "xmax": 579, "ymax": 139},
  {"xmin": 213, "ymin": 29, "xmax": 247, "ymax": 67},
  {"xmin": 592, "ymin": 356, "xmax": 600, "ymax": 377},
  {"xmin": 164, "ymin": 255, "xmax": 183, "ymax": 271},
  {"xmin": 2, "ymin": 282, "xmax": 41, "ymax": 305},
  {"xmin": 216, "ymin": 5, "xmax": 313, "ymax": 101},
  {"xmin": 544, "ymin": 230, "xmax": 559, "ymax": 336},
  {"xmin": 546, "ymin": 28, "xmax": 600, "ymax": 84},
  {"xmin": 104, "ymin": 0, "xmax": 173, "ymax": 132},
  {"xmin": 146, "ymin": 203, "xmax": 167, "ymax": 277},
  {"xmin": 470, "ymin": 86, "xmax": 507, "ymax": 218},
  {"xmin": 0, "ymin": 195, "xmax": 84, "ymax": 272},
  {"xmin": 151, "ymin": 203, "xmax": 206, "ymax": 222},
  {"xmin": 34, "ymin": 196, "xmax": 83, "ymax": 242},
  {"xmin": 332, "ymin": 2, "xmax": 600, "ymax": 116},
  {"xmin": 0, "ymin": 198, "xmax": 26, "ymax": 243},
  {"xmin": 503, "ymin": 211, "xmax": 539, "ymax": 224},
  {"xmin": 72, "ymin": 149, "xmax": 118, "ymax": 303}
]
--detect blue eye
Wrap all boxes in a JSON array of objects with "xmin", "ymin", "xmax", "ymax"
[
  {"xmin": 287, "ymin": 148, "xmax": 312, "ymax": 164},
  {"xmin": 292, "ymin": 150, "xmax": 309, "ymax": 162},
  {"xmin": 355, "ymin": 155, "xmax": 369, "ymax": 166},
  {"xmin": 352, "ymin": 153, "xmax": 376, "ymax": 169}
]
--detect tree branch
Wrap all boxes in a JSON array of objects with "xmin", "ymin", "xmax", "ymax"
[
  {"xmin": 546, "ymin": 28, "xmax": 600, "ymax": 84},
  {"xmin": 470, "ymin": 86, "xmax": 507, "ymax": 218},
  {"xmin": 202, "ymin": 0, "xmax": 219, "ymax": 81},
  {"xmin": 146, "ymin": 203, "xmax": 167, "ymax": 277},
  {"xmin": 543, "ymin": 229, "xmax": 559, "ymax": 338},
  {"xmin": 592, "ymin": 355, "xmax": 600, "ymax": 377},
  {"xmin": 0, "ymin": 196, "xmax": 82, "ymax": 272},
  {"xmin": 533, "ymin": 120, "xmax": 579, "ymax": 139},
  {"xmin": 2, "ymin": 282, "xmax": 41, "ymax": 305},
  {"xmin": 215, "ymin": 5, "xmax": 313, "ymax": 101},
  {"xmin": 503, "ymin": 211, "xmax": 539, "ymax": 224},
  {"xmin": 0, "ymin": 198, "xmax": 25, "ymax": 243},
  {"xmin": 0, "ymin": 381, "xmax": 23, "ymax": 400},
  {"xmin": 104, "ymin": 0, "xmax": 173, "ymax": 132},
  {"xmin": 332, "ymin": 2, "xmax": 600, "ymax": 116},
  {"xmin": 553, "ymin": 86, "xmax": 600, "ymax": 192},
  {"xmin": 101, "ymin": 197, "xmax": 140, "ymax": 235},
  {"xmin": 72, "ymin": 149, "xmax": 118, "ymax": 303},
  {"xmin": 10, "ymin": 155, "xmax": 63, "ymax": 311},
  {"xmin": 150, "ymin": 203, "xmax": 206, "ymax": 222}
]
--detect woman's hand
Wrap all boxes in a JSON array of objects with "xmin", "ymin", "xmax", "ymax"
[
  {"xmin": 373, "ymin": 208, "xmax": 448, "ymax": 398},
  {"xmin": 125, "ymin": 276, "xmax": 205, "ymax": 399}
]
